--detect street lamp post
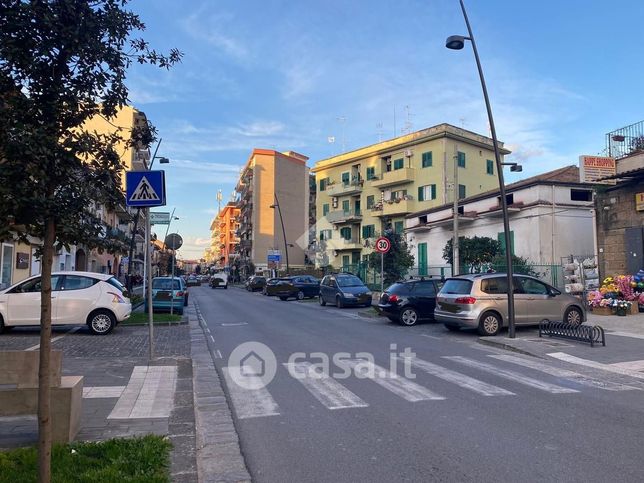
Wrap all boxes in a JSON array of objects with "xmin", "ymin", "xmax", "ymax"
[
  {"xmin": 446, "ymin": 0, "xmax": 516, "ymax": 337},
  {"xmin": 269, "ymin": 194, "xmax": 289, "ymax": 274}
]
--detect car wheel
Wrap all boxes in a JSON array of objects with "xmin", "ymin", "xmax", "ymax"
[
  {"xmin": 336, "ymin": 296, "xmax": 344, "ymax": 308},
  {"xmin": 478, "ymin": 311, "xmax": 501, "ymax": 336},
  {"xmin": 564, "ymin": 306, "xmax": 583, "ymax": 326},
  {"xmin": 0, "ymin": 316, "xmax": 6, "ymax": 334},
  {"xmin": 279, "ymin": 296, "xmax": 288, "ymax": 301},
  {"xmin": 87, "ymin": 309, "xmax": 116, "ymax": 335},
  {"xmin": 444, "ymin": 324, "xmax": 460, "ymax": 332},
  {"xmin": 400, "ymin": 307, "xmax": 419, "ymax": 326},
  {"xmin": 319, "ymin": 295, "xmax": 326, "ymax": 306},
  {"xmin": 224, "ymin": 284, "xmax": 228, "ymax": 289},
  {"xmin": 297, "ymin": 290, "xmax": 305, "ymax": 300}
]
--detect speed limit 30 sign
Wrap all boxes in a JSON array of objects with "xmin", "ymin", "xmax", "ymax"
[{"xmin": 374, "ymin": 236, "xmax": 391, "ymax": 254}]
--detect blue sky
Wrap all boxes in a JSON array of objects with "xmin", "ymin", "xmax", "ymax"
[{"xmin": 127, "ymin": 0, "xmax": 644, "ymax": 260}]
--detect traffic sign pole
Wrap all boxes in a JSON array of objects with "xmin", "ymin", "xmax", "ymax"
[
  {"xmin": 146, "ymin": 207, "xmax": 154, "ymax": 360},
  {"xmin": 380, "ymin": 251, "xmax": 384, "ymax": 294},
  {"xmin": 374, "ymin": 236, "xmax": 391, "ymax": 294}
]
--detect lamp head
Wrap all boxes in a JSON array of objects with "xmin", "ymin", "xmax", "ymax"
[
  {"xmin": 510, "ymin": 164, "xmax": 523, "ymax": 172},
  {"xmin": 446, "ymin": 35, "xmax": 467, "ymax": 50},
  {"xmin": 269, "ymin": 204, "xmax": 276, "ymax": 209},
  {"xmin": 158, "ymin": 157, "xmax": 170, "ymax": 164}
]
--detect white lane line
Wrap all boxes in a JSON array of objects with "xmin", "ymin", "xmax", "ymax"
[
  {"xmin": 284, "ymin": 362, "xmax": 368, "ymax": 410},
  {"xmin": 605, "ymin": 331, "xmax": 644, "ymax": 340},
  {"xmin": 419, "ymin": 334, "xmax": 441, "ymax": 340},
  {"xmin": 221, "ymin": 322, "xmax": 248, "ymax": 327},
  {"xmin": 214, "ymin": 350, "xmax": 222, "ymax": 359},
  {"xmin": 490, "ymin": 354, "xmax": 639, "ymax": 392},
  {"xmin": 610, "ymin": 360, "xmax": 644, "ymax": 371},
  {"xmin": 548, "ymin": 352, "xmax": 644, "ymax": 381},
  {"xmin": 222, "ymin": 367, "xmax": 280, "ymax": 419},
  {"xmin": 401, "ymin": 357, "xmax": 514, "ymax": 396},
  {"xmin": 444, "ymin": 356, "xmax": 579, "ymax": 394},
  {"xmin": 342, "ymin": 359, "xmax": 445, "ymax": 402},
  {"xmin": 25, "ymin": 326, "xmax": 81, "ymax": 351},
  {"xmin": 83, "ymin": 386, "xmax": 126, "ymax": 398},
  {"xmin": 209, "ymin": 335, "xmax": 215, "ymax": 343}
]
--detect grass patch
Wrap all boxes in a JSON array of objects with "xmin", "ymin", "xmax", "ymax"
[
  {"xmin": 121, "ymin": 312, "xmax": 182, "ymax": 325},
  {"xmin": 0, "ymin": 434, "xmax": 171, "ymax": 483}
]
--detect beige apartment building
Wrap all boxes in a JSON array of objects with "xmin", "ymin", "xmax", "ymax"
[
  {"xmin": 311, "ymin": 123, "xmax": 510, "ymax": 269},
  {"xmin": 235, "ymin": 149, "xmax": 310, "ymax": 274}
]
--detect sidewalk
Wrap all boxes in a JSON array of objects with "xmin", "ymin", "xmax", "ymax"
[{"xmin": 479, "ymin": 312, "xmax": 644, "ymax": 364}]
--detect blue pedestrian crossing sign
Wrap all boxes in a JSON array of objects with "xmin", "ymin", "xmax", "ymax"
[{"xmin": 126, "ymin": 170, "xmax": 166, "ymax": 207}]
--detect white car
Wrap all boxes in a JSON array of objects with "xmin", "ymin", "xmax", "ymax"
[{"xmin": 0, "ymin": 271, "xmax": 131, "ymax": 335}]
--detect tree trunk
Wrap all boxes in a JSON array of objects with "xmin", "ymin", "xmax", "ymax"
[{"xmin": 38, "ymin": 217, "xmax": 55, "ymax": 483}]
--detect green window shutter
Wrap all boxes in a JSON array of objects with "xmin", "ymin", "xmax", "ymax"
[
  {"xmin": 457, "ymin": 152, "xmax": 466, "ymax": 168},
  {"xmin": 431, "ymin": 184, "xmax": 437, "ymax": 200},
  {"xmin": 319, "ymin": 179, "xmax": 325, "ymax": 191},
  {"xmin": 486, "ymin": 160, "xmax": 494, "ymax": 175},
  {"xmin": 418, "ymin": 243, "xmax": 428, "ymax": 276},
  {"xmin": 366, "ymin": 195, "xmax": 374, "ymax": 209},
  {"xmin": 422, "ymin": 151, "xmax": 433, "ymax": 168},
  {"xmin": 342, "ymin": 200, "xmax": 350, "ymax": 212},
  {"xmin": 366, "ymin": 167, "xmax": 375, "ymax": 180},
  {"xmin": 394, "ymin": 158, "xmax": 404, "ymax": 170},
  {"xmin": 341, "ymin": 172, "xmax": 350, "ymax": 185},
  {"xmin": 458, "ymin": 184, "xmax": 466, "ymax": 199},
  {"xmin": 341, "ymin": 227, "xmax": 351, "ymax": 240},
  {"xmin": 497, "ymin": 230, "xmax": 515, "ymax": 255},
  {"xmin": 418, "ymin": 186, "xmax": 425, "ymax": 202},
  {"xmin": 323, "ymin": 204, "xmax": 329, "ymax": 216},
  {"xmin": 342, "ymin": 255, "xmax": 350, "ymax": 267},
  {"xmin": 362, "ymin": 225, "xmax": 368, "ymax": 239},
  {"xmin": 394, "ymin": 221, "xmax": 404, "ymax": 234}
]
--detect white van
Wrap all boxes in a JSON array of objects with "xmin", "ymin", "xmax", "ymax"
[{"xmin": 209, "ymin": 270, "xmax": 228, "ymax": 289}]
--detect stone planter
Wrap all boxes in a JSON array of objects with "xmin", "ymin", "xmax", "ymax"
[{"xmin": 591, "ymin": 306, "xmax": 613, "ymax": 316}]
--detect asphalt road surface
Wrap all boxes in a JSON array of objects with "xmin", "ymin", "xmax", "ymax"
[{"xmin": 193, "ymin": 285, "xmax": 644, "ymax": 483}]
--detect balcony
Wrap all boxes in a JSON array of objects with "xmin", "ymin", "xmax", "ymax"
[
  {"xmin": 328, "ymin": 180, "xmax": 363, "ymax": 197},
  {"xmin": 327, "ymin": 209, "xmax": 362, "ymax": 224},
  {"xmin": 379, "ymin": 198, "xmax": 417, "ymax": 217},
  {"xmin": 330, "ymin": 238, "xmax": 363, "ymax": 250},
  {"xmin": 371, "ymin": 168, "xmax": 415, "ymax": 189}
]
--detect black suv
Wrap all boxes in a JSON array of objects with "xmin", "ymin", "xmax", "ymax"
[{"xmin": 377, "ymin": 278, "xmax": 444, "ymax": 326}]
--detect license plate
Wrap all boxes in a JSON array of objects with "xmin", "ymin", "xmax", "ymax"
[
  {"xmin": 155, "ymin": 291, "xmax": 171, "ymax": 300},
  {"xmin": 439, "ymin": 302, "xmax": 458, "ymax": 313}
]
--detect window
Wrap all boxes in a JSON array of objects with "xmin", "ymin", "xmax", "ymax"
[
  {"xmin": 421, "ymin": 151, "xmax": 433, "ymax": 168},
  {"xmin": 394, "ymin": 221, "xmax": 404, "ymax": 234},
  {"xmin": 61, "ymin": 275, "xmax": 96, "ymax": 291},
  {"xmin": 413, "ymin": 281, "xmax": 436, "ymax": 296},
  {"xmin": 342, "ymin": 255, "xmax": 350, "ymax": 268},
  {"xmin": 571, "ymin": 189, "xmax": 592, "ymax": 202},
  {"xmin": 457, "ymin": 151, "xmax": 466, "ymax": 168},
  {"xmin": 152, "ymin": 279, "xmax": 181, "ymax": 290},
  {"xmin": 362, "ymin": 224, "xmax": 375, "ymax": 238},
  {"xmin": 442, "ymin": 279, "xmax": 473, "ymax": 294},
  {"xmin": 341, "ymin": 172, "xmax": 350, "ymax": 186},
  {"xmin": 518, "ymin": 277, "xmax": 549, "ymax": 295},
  {"xmin": 319, "ymin": 229, "xmax": 332, "ymax": 241},
  {"xmin": 458, "ymin": 184, "xmax": 466, "ymax": 199},
  {"xmin": 419, "ymin": 215, "xmax": 427, "ymax": 224},
  {"xmin": 342, "ymin": 200, "xmax": 350, "ymax": 212},
  {"xmin": 497, "ymin": 230, "xmax": 515, "ymax": 255},
  {"xmin": 391, "ymin": 189, "xmax": 407, "ymax": 201},
  {"xmin": 393, "ymin": 158, "xmax": 404, "ymax": 170},
  {"xmin": 486, "ymin": 159, "xmax": 494, "ymax": 175},
  {"xmin": 366, "ymin": 167, "xmax": 376, "ymax": 180},
  {"xmin": 480, "ymin": 277, "xmax": 508, "ymax": 294},
  {"xmin": 322, "ymin": 203, "xmax": 329, "ymax": 216},
  {"xmin": 340, "ymin": 227, "xmax": 352, "ymax": 240},
  {"xmin": 418, "ymin": 184, "xmax": 437, "ymax": 202},
  {"xmin": 319, "ymin": 178, "xmax": 328, "ymax": 191},
  {"xmin": 366, "ymin": 195, "xmax": 375, "ymax": 209}
]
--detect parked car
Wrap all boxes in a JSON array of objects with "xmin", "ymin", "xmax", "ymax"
[
  {"xmin": 209, "ymin": 271, "xmax": 228, "ymax": 289},
  {"xmin": 262, "ymin": 278, "xmax": 280, "ymax": 295},
  {"xmin": 0, "ymin": 271, "xmax": 131, "ymax": 335},
  {"xmin": 245, "ymin": 276, "xmax": 267, "ymax": 292},
  {"xmin": 186, "ymin": 275, "xmax": 200, "ymax": 287},
  {"xmin": 275, "ymin": 276, "xmax": 320, "ymax": 300},
  {"xmin": 377, "ymin": 278, "xmax": 444, "ymax": 325},
  {"xmin": 264, "ymin": 278, "xmax": 290, "ymax": 297},
  {"xmin": 319, "ymin": 274, "xmax": 372, "ymax": 308},
  {"xmin": 435, "ymin": 273, "xmax": 586, "ymax": 336},
  {"xmin": 145, "ymin": 276, "xmax": 188, "ymax": 315}
]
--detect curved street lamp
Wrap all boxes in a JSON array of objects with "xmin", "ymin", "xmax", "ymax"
[
  {"xmin": 446, "ymin": 0, "xmax": 516, "ymax": 337},
  {"xmin": 269, "ymin": 194, "xmax": 290, "ymax": 274}
]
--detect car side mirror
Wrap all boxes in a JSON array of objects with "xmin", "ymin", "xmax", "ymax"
[{"xmin": 549, "ymin": 289, "xmax": 559, "ymax": 297}]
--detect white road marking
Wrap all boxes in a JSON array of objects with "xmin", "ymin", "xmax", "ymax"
[
  {"xmin": 209, "ymin": 335, "xmax": 215, "ymax": 343},
  {"xmin": 343, "ymin": 359, "xmax": 445, "ymax": 402},
  {"xmin": 214, "ymin": 350, "xmax": 222, "ymax": 359},
  {"xmin": 548, "ymin": 352, "xmax": 644, "ymax": 381},
  {"xmin": 490, "ymin": 354, "xmax": 639, "ymax": 391},
  {"xmin": 222, "ymin": 366, "xmax": 280, "ymax": 419},
  {"xmin": 605, "ymin": 331, "xmax": 644, "ymax": 340},
  {"xmin": 25, "ymin": 326, "xmax": 81, "ymax": 351},
  {"xmin": 83, "ymin": 386, "xmax": 126, "ymax": 398},
  {"xmin": 284, "ymin": 362, "xmax": 368, "ymax": 410},
  {"xmin": 108, "ymin": 366, "xmax": 177, "ymax": 419},
  {"xmin": 610, "ymin": 360, "xmax": 644, "ymax": 371},
  {"xmin": 221, "ymin": 322, "xmax": 248, "ymax": 327},
  {"xmin": 401, "ymin": 357, "xmax": 514, "ymax": 396},
  {"xmin": 444, "ymin": 356, "xmax": 579, "ymax": 394},
  {"xmin": 419, "ymin": 334, "xmax": 442, "ymax": 340}
]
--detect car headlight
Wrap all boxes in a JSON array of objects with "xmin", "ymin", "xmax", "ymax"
[{"xmin": 343, "ymin": 292, "xmax": 356, "ymax": 298}]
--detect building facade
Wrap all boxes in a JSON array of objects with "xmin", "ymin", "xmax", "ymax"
[
  {"xmin": 209, "ymin": 203, "xmax": 240, "ymax": 266},
  {"xmin": 405, "ymin": 166, "xmax": 596, "ymax": 281},
  {"xmin": 235, "ymin": 149, "xmax": 310, "ymax": 273},
  {"xmin": 311, "ymin": 123, "xmax": 510, "ymax": 269}
]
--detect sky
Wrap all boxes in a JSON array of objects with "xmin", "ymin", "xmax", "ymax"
[{"xmin": 126, "ymin": 0, "xmax": 644, "ymax": 260}]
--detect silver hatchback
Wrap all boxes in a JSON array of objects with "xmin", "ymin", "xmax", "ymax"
[{"xmin": 435, "ymin": 273, "xmax": 586, "ymax": 336}]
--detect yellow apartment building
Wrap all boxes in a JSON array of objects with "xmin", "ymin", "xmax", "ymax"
[
  {"xmin": 311, "ymin": 123, "xmax": 511, "ymax": 269},
  {"xmin": 235, "ymin": 149, "xmax": 310, "ymax": 274},
  {"xmin": 209, "ymin": 203, "xmax": 240, "ymax": 266}
]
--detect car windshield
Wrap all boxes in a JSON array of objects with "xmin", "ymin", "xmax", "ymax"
[
  {"xmin": 337, "ymin": 276, "xmax": 364, "ymax": 287},
  {"xmin": 441, "ymin": 279, "xmax": 473, "ymax": 295},
  {"xmin": 152, "ymin": 279, "xmax": 181, "ymax": 290}
]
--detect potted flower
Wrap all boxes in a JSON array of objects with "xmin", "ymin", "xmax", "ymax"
[{"xmin": 613, "ymin": 299, "xmax": 631, "ymax": 317}]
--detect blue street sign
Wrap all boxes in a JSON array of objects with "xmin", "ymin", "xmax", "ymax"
[
  {"xmin": 126, "ymin": 171, "xmax": 166, "ymax": 207},
  {"xmin": 267, "ymin": 254, "xmax": 281, "ymax": 262}
]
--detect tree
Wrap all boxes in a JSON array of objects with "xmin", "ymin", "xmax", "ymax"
[
  {"xmin": 443, "ymin": 236, "xmax": 501, "ymax": 271},
  {"xmin": 0, "ymin": 2, "xmax": 180, "ymax": 481},
  {"xmin": 367, "ymin": 232, "xmax": 414, "ymax": 286}
]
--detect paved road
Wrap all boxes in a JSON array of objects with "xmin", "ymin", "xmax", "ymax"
[{"xmin": 193, "ymin": 286, "xmax": 644, "ymax": 483}]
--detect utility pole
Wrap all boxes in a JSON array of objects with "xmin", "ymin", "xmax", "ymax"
[{"xmin": 452, "ymin": 146, "xmax": 460, "ymax": 276}]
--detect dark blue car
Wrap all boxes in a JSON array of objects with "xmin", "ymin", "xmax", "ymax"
[{"xmin": 318, "ymin": 274, "xmax": 372, "ymax": 308}]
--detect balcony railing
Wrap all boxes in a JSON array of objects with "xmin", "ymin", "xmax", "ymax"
[
  {"xmin": 326, "ymin": 209, "xmax": 362, "ymax": 224},
  {"xmin": 330, "ymin": 238, "xmax": 363, "ymax": 250},
  {"xmin": 328, "ymin": 179, "xmax": 363, "ymax": 197},
  {"xmin": 380, "ymin": 198, "xmax": 417, "ymax": 217},
  {"xmin": 370, "ymin": 168, "xmax": 415, "ymax": 188}
]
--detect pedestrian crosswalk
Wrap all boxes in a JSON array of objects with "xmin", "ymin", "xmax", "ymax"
[{"xmin": 222, "ymin": 354, "xmax": 642, "ymax": 420}]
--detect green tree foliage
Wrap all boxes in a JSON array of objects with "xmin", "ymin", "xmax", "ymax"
[
  {"xmin": 0, "ymin": 2, "xmax": 180, "ymax": 480},
  {"xmin": 442, "ymin": 236, "xmax": 501, "ymax": 267},
  {"xmin": 367, "ymin": 232, "xmax": 414, "ymax": 286}
]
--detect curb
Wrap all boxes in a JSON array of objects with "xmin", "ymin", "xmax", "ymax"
[
  {"xmin": 477, "ymin": 337, "xmax": 543, "ymax": 358},
  {"xmin": 189, "ymin": 302, "xmax": 252, "ymax": 483}
]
